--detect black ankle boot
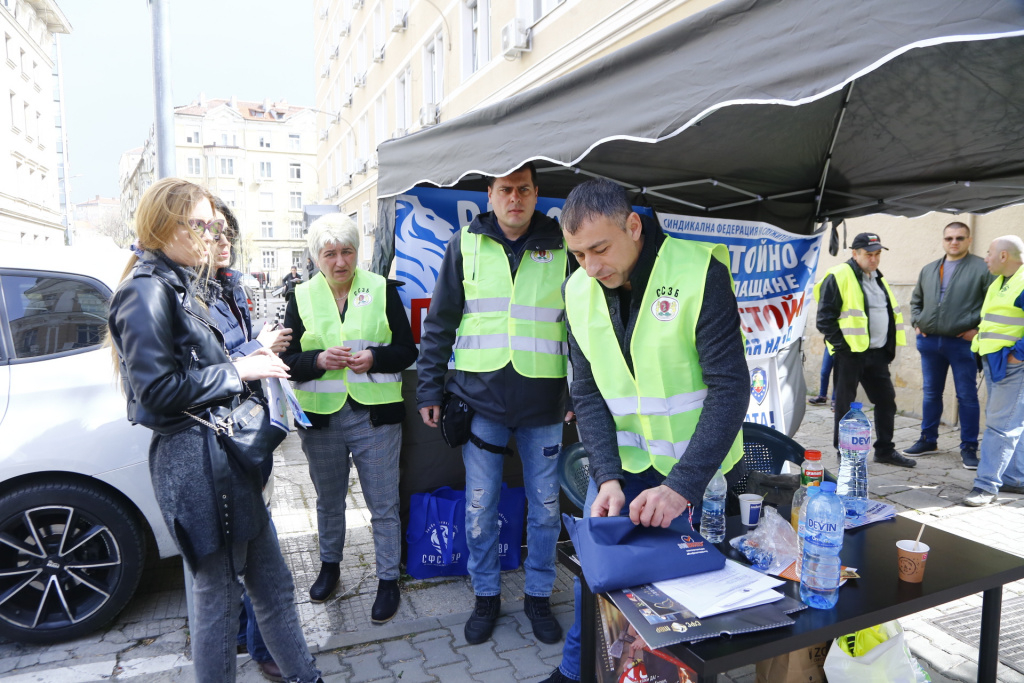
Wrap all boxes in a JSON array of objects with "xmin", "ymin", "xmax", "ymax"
[
  {"xmin": 464, "ymin": 595, "xmax": 501, "ymax": 644},
  {"xmin": 524, "ymin": 594, "xmax": 563, "ymax": 644},
  {"xmin": 309, "ymin": 562, "xmax": 340, "ymax": 603},
  {"xmin": 371, "ymin": 579, "xmax": 401, "ymax": 623}
]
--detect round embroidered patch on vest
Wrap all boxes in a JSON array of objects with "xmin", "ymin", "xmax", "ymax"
[
  {"xmin": 353, "ymin": 289, "xmax": 373, "ymax": 307},
  {"xmin": 651, "ymin": 295, "xmax": 679, "ymax": 321},
  {"xmin": 531, "ymin": 250, "xmax": 553, "ymax": 263}
]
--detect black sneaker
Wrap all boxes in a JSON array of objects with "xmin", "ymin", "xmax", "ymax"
[
  {"xmin": 808, "ymin": 396, "xmax": 828, "ymax": 405},
  {"xmin": 961, "ymin": 445, "xmax": 980, "ymax": 470},
  {"xmin": 874, "ymin": 451, "xmax": 917, "ymax": 468},
  {"xmin": 540, "ymin": 668, "xmax": 579, "ymax": 683},
  {"xmin": 371, "ymin": 579, "xmax": 401, "ymax": 623},
  {"xmin": 464, "ymin": 595, "xmax": 501, "ymax": 645},
  {"xmin": 524, "ymin": 595, "xmax": 563, "ymax": 644},
  {"xmin": 902, "ymin": 439, "xmax": 938, "ymax": 456},
  {"xmin": 309, "ymin": 562, "xmax": 340, "ymax": 603}
]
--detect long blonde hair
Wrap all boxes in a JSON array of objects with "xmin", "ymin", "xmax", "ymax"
[{"xmin": 109, "ymin": 178, "xmax": 215, "ymax": 372}]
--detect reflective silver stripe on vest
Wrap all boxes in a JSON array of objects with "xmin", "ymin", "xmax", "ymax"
[
  {"xmin": 606, "ymin": 397, "xmax": 638, "ymax": 417},
  {"xmin": 983, "ymin": 313, "xmax": 1024, "ymax": 325},
  {"xmin": 454, "ymin": 333, "xmax": 508, "ymax": 350},
  {"xmin": 639, "ymin": 389, "xmax": 708, "ymax": 417},
  {"xmin": 616, "ymin": 431, "xmax": 689, "ymax": 461},
  {"xmin": 510, "ymin": 303, "xmax": 565, "ymax": 323},
  {"xmin": 347, "ymin": 370, "xmax": 402, "ymax": 384},
  {"xmin": 839, "ymin": 309, "xmax": 865, "ymax": 319},
  {"xmin": 979, "ymin": 331, "xmax": 1021, "ymax": 342},
  {"xmin": 464, "ymin": 297, "xmax": 510, "ymax": 315},
  {"xmin": 843, "ymin": 327, "xmax": 867, "ymax": 336},
  {"xmin": 293, "ymin": 379, "xmax": 348, "ymax": 393},
  {"xmin": 510, "ymin": 335, "xmax": 568, "ymax": 356}
]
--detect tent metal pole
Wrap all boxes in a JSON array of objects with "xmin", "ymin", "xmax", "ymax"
[
  {"xmin": 642, "ymin": 189, "xmax": 707, "ymax": 211},
  {"xmin": 813, "ymin": 82, "xmax": 855, "ymax": 220}
]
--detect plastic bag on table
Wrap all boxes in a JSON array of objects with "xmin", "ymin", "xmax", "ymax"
[
  {"xmin": 823, "ymin": 621, "xmax": 932, "ymax": 683},
  {"xmin": 729, "ymin": 504, "xmax": 799, "ymax": 574}
]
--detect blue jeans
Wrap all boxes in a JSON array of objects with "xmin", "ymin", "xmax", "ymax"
[
  {"xmin": 237, "ymin": 593, "xmax": 271, "ymax": 663},
  {"xmin": 558, "ymin": 468, "xmax": 666, "ymax": 681},
  {"xmin": 190, "ymin": 519, "xmax": 319, "ymax": 683},
  {"xmin": 973, "ymin": 359, "xmax": 1024, "ymax": 494},
  {"xmin": 462, "ymin": 414, "xmax": 562, "ymax": 597},
  {"xmin": 818, "ymin": 347, "xmax": 835, "ymax": 398},
  {"xmin": 917, "ymin": 334, "xmax": 981, "ymax": 447}
]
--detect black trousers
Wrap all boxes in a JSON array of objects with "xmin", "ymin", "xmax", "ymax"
[{"xmin": 832, "ymin": 348, "xmax": 897, "ymax": 456}]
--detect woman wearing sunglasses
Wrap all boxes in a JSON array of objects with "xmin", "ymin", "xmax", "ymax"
[{"xmin": 107, "ymin": 178, "xmax": 322, "ymax": 683}]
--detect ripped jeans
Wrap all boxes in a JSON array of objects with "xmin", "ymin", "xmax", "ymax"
[{"xmin": 462, "ymin": 414, "xmax": 563, "ymax": 598}]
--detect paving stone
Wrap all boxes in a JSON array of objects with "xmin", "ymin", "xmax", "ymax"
[
  {"xmin": 415, "ymin": 633, "xmax": 465, "ymax": 668},
  {"xmin": 497, "ymin": 644, "xmax": 551, "ymax": 679},
  {"xmin": 386, "ymin": 657, "xmax": 434, "ymax": 683},
  {"xmin": 380, "ymin": 637, "xmax": 419, "ymax": 664},
  {"xmin": 315, "ymin": 651, "xmax": 348, "ymax": 675},
  {"xmin": 470, "ymin": 666, "xmax": 519, "ymax": 683},
  {"xmin": 411, "ymin": 628, "xmax": 451, "ymax": 644},
  {"xmin": 489, "ymin": 616, "xmax": 532, "ymax": 653},
  {"xmin": 889, "ymin": 487, "xmax": 955, "ymax": 510},
  {"xmin": 428, "ymin": 661, "xmax": 471, "ymax": 680},
  {"xmin": 344, "ymin": 645, "xmax": 388, "ymax": 683},
  {"xmin": 457, "ymin": 641, "xmax": 508, "ymax": 674}
]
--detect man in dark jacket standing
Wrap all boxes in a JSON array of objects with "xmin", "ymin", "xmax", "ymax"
[
  {"xmin": 281, "ymin": 265, "xmax": 303, "ymax": 303},
  {"xmin": 903, "ymin": 222, "xmax": 994, "ymax": 467},
  {"xmin": 815, "ymin": 233, "xmax": 915, "ymax": 468},
  {"xmin": 417, "ymin": 162, "xmax": 569, "ymax": 646}
]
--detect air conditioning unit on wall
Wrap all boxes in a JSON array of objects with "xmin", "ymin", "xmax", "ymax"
[
  {"xmin": 501, "ymin": 19, "xmax": 531, "ymax": 59},
  {"xmin": 419, "ymin": 105, "xmax": 439, "ymax": 127}
]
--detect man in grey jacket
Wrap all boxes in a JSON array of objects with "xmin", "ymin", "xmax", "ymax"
[
  {"xmin": 903, "ymin": 222, "xmax": 994, "ymax": 468},
  {"xmin": 417, "ymin": 163, "xmax": 570, "ymax": 647}
]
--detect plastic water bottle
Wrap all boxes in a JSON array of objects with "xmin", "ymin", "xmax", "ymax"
[
  {"xmin": 800, "ymin": 481, "xmax": 845, "ymax": 609},
  {"xmin": 700, "ymin": 468, "xmax": 727, "ymax": 543},
  {"xmin": 794, "ymin": 486, "xmax": 822, "ymax": 579},
  {"xmin": 837, "ymin": 402, "xmax": 871, "ymax": 519}
]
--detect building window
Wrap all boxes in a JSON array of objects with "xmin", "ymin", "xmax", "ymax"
[
  {"xmin": 289, "ymin": 133, "xmax": 300, "ymax": 151},
  {"xmin": 221, "ymin": 189, "xmax": 236, "ymax": 207},
  {"xmin": 259, "ymin": 161, "xmax": 272, "ymax": 178},
  {"xmin": 292, "ymin": 250, "xmax": 304, "ymax": 267},
  {"xmin": 220, "ymin": 157, "xmax": 234, "ymax": 175},
  {"xmin": 289, "ymin": 163, "xmax": 302, "ymax": 180},
  {"xmin": 186, "ymin": 129, "xmax": 200, "ymax": 144},
  {"xmin": 358, "ymin": 115, "xmax": 368, "ymax": 164},
  {"xmin": 262, "ymin": 249, "xmax": 276, "ymax": 270},
  {"xmin": 186, "ymin": 157, "xmax": 201, "ymax": 176},
  {"xmin": 260, "ymin": 221, "xmax": 274, "ymax": 238},
  {"xmin": 375, "ymin": 92, "xmax": 388, "ymax": 146},
  {"xmin": 259, "ymin": 192, "xmax": 274, "ymax": 211},
  {"xmin": 531, "ymin": 0, "xmax": 565, "ymax": 21},
  {"xmin": 289, "ymin": 191, "xmax": 302, "ymax": 210},
  {"xmin": 290, "ymin": 221, "xmax": 304, "ymax": 239},
  {"xmin": 395, "ymin": 68, "xmax": 411, "ymax": 132},
  {"xmin": 259, "ymin": 135, "xmax": 270, "ymax": 148},
  {"xmin": 424, "ymin": 31, "xmax": 443, "ymax": 106},
  {"xmin": 463, "ymin": 0, "xmax": 490, "ymax": 78}
]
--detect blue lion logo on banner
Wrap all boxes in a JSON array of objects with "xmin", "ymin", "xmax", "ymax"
[{"xmin": 750, "ymin": 367, "xmax": 768, "ymax": 405}]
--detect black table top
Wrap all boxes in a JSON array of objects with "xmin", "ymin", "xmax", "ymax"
[{"xmin": 667, "ymin": 515, "xmax": 1024, "ymax": 676}]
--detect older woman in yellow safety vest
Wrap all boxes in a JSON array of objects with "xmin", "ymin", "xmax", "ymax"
[{"xmin": 281, "ymin": 214, "xmax": 417, "ymax": 623}]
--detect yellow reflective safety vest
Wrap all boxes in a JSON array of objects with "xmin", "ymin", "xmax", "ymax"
[
  {"xmin": 292, "ymin": 269, "xmax": 401, "ymax": 414},
  {"xmin": 813, "ymin": 263, "xmax": 907, "ymax": 354},
  {"xmin": 454, "ymin": 227, "xmax": 568, "ymax": 378},
  {"xmin": 564, "ymin": 237, "xmax": 743, "ymax": 477},
  {"xmin": 972, "ymin": 266, "xmax": 1024, "ymax": 357}
]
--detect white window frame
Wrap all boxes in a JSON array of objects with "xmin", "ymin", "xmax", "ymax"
[
  {"xmin": 186, "ymin": 128, "xmax": 200, "ymax": 144},
  {"xmin": 395, "ymin": 67, "xmax": 411, "ymax": 131},
  {"xmin": 289, "ymin": 191, "xmax": 303, "ymax": 211},
  {"xmin": 220, "ymin": 157, "xmax": 235, "ymax": 176},
  {"xmin": 261, "ymin": 249, "xmax": 276, "ymax": 270},
  {"xmin": 290, "ymin": 221, "xmax": 304, "ymax": 239},
  {"xmin": 259, "ymin": 161, "xmax": 272, "ymax": 178},
  {"xmin": 423, "ymin": 31, "xmax": 444, "ymax": 106},
  {"xmin": 289, "ymin": 163, "xmax": 302, "ymax": 180},
  {"xmin": 260, "ymin": 221, "xmax": 274, "ymax": 238},
  {"xmin": 462, "ymin": 0, "xmax": 490, "ymax": 79},
  {"xmin": 186, "ymin": 157, "xmax": 201, "ymax": 176},
  {"xmin": 374, "ymin": 92, "xmax": 388, "ymax": 146},
  {"xmin": 289, "ymin": 133, "xmax": 301, "ymax": 151}
]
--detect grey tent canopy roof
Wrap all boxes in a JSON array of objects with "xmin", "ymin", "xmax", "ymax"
[{"xmin": 376, "ymin": 0, "xmax": 1024, "ymax": 234}]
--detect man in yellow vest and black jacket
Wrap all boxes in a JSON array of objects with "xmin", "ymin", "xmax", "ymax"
[
  {"xmin": 815, "ymin": 232, "xmax": 915, "ymax": 467},
  {"xmin": 963, "ymin": 235, "xmax": 1024, "ymax": 506},
  {"xmin": 542, "ymin": 178, "xmax": 748, "ymax": 683},
  {"xmin": 418, "ymin": 162, "xmax": 571, "ymax": 646}
]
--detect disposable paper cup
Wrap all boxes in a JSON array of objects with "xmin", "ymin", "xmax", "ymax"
[
  {"xmin": 896, "ymin": 540, "xmax": 930, "ymax": 583},
  {"xmin": 739, "ymin": 493, "xmax": 764, "ymax": 526}
]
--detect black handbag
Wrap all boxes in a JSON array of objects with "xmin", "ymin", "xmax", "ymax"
[
  {"xmin": 439, "ymin": 392, "xmax": 511, "ymax": 455},
  {"xmin": 184, "ymin": 394, "xmax": 286, "ymax": 472}
]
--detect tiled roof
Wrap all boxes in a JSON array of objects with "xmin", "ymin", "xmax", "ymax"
[{"xmin": 175, "ymin": 98, "xmax": 309, "ymax": 122}]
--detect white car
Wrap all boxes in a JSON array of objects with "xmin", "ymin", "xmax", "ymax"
[{"xmin": 0, "ymin": 245, "xmax": 177, "ymax": 644}]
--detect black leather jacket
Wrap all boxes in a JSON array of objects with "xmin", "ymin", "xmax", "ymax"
[{"xmin": 108, "ymin": 252, "xmax": 244, "ymax": 435}]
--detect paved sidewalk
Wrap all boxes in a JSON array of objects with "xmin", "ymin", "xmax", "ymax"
[{"xmin": 2, "ymin": 404, "xmax": 1024, "ymax": 682}]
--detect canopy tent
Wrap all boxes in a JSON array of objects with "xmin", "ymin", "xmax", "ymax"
[{"xmin": 373, "ymin": 0, "xmax": 1024, "ymax": 271}]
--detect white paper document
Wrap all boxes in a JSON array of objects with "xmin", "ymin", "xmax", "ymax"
[
  {"xmin": 844, "ymin": 501, "xmax": 896, "ymax": 529},
  {"xmin": 654, "ymin": 560, "xmax": 784, "ymax": 618},
  {"xmin": 265, "ymin": 378, "xmax": 313, "ymax": 431}
]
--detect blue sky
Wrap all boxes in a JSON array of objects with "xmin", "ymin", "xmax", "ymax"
[{"xmin": 59, "ymin": 0, "xmax": 314, "ymax": 204}]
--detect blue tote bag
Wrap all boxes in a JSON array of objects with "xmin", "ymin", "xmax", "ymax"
[
  {"xmin": 562, "ymin": 513, "xmax": 726, "ymax": 593},
  {"xmin": 407, "ymin": 487, "xmax": 470, "ymax": 579},
  {"xmin": 497, "ymin": 484, "xmax": 526, "ymax": 571}
]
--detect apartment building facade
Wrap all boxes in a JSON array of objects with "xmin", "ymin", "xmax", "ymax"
[
  {"xmin": 120, "ymin": 96, "xmax": 319, "ymax": 282},
  {"xmin": 312, "ymin": 0, "xmax": 720, "ymax": 269},
  {"xmin": 0, "ymin": 0, "xmax": 71, "ymax": 247}
]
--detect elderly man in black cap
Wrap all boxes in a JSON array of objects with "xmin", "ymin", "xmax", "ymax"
[{"xmin": 814, "ymin": 232, "xmax": 916, "ymax": 467}]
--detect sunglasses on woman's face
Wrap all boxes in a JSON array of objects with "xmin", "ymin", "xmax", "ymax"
[{"xmin": 187, "ymin": 218, "xmax": 235, "ymax": 241}]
